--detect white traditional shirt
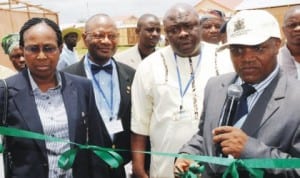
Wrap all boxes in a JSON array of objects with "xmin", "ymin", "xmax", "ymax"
[{"xmin": 278, "ymin": 44, "xmax": 300, "ymax": 79}]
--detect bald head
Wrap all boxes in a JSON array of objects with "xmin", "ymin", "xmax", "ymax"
[
  {"xmin": 284, "ymin": 5, "xmax": 300, "ymax": 22},
  {"xmin": 163, "ymin": 3, "xmax": 198, "ymax": 25},
  {"xmin": 163, "ymin": 3, "xmax": 201, "ymax": 57},
  {"xmin": 282, "ymin": 5, "xmax": 300, "ymax": 49},
  {"xmin": 137, "ymin": 14, "xmax": 160, "ymax": 29},
  {"xmin": 83, "ymin": 13, "xmax": 119, "ymax": 65},
  {"xmin": 85, "ymin": 13, "xmax": 117, "ymax": 32}
]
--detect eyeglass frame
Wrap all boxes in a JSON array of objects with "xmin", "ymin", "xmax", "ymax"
[
  {"xmin": 84, "ymin": 31, "xmax": 120, "ymax": 41},
  {"xmin": 22, "ymin": 45, "xmax": 60, "ymax": 56}
]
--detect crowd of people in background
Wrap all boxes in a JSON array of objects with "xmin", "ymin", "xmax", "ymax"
[{"xmin": 0, "ymin": 2, "xmax": 300, "ymax": 178}]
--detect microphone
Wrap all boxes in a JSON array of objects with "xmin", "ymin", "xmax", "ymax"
[
  {"xmin": 219, "ymin": 84, "xmax": 243, "ymax": 126},
  {"xmin": 216, "ymin": 84, "xmax": 243, "ymax": 157}
]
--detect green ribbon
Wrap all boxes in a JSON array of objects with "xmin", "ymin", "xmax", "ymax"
[
  {"xmin": 175, "ymin": 162, "xmax": 205, "ymax": 178},
  {"xmin": 1, "ymin": 126, "xmax": 300, "ymax": 178},
  {"xmin": 0, "ymin": 126, "xmax": 123, "ymax": 169},
  {"xmin": 177, "ymin": 156, "xmax": 300, "ymax": 178},
  {"xmin": 219, "ymin": 159, "xmax": 264, "ymax": 178}
]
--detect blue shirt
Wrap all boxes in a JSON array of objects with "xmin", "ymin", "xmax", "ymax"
[{"xmin": 83, "ymin": 54, "xmax": 121, "ymax": 123}]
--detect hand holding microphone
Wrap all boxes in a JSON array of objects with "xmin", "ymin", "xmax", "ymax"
[{"xmin": 215, "ymin": 84, "xmax": 242, "ymax": 157}]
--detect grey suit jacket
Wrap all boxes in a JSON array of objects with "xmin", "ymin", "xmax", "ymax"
[
  {"xmin": 180, "ymin": 70, "xmax": 300, "ymax": 178},
  {"xmin": 0, "ymin": 70, "xmax": 114, "ymax": 178}
]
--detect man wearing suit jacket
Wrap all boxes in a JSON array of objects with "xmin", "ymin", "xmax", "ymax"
[
  {"xmin": 175, "ymin": 10, "xmax": 300, "ymax": 178},
  {"xmin": 114, "ymin": 13, "xmax": 161, "ymax": 69},
  {"xmin": 63, "ymin": 13, "xmax": 135, "ymax": 178}
]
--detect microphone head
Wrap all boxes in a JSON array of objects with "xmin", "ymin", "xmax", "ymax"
[{"xmin": 227, "ymin": 84, "xmax": 243, "ymax": 98}]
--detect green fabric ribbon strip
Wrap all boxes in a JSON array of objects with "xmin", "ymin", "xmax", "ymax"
[
  {"xmin": 0, "ymin": 126, "xmax": 123, "ymax": 169},
  {"xmin": 1, "ymin": 126, "xmax": 300, "ymax": 178}
]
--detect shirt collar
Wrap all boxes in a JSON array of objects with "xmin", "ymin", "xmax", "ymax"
[
  {"xmin": 27, "ymin": 69, "xmax": 62, "ymax": 92},
  {"xmin": 87, "ymin": 53, "xmax": 113, "ymax": 67}
]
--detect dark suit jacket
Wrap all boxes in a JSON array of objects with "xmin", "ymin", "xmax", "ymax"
[
  {"xmin": 63, "ymin": 56, "xmax": 135, "ymax": 175},
  {"xmin": 180, "ymin": 70, "xmax": 300, "ymax": 178},
  {"xmin": 0, "ymin": 70, "xmax": 120, "ymax": 178}
]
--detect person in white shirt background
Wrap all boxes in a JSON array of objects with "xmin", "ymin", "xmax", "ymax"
[
  {"xmin": 114, "ymin": 13, "xmax": 161, "ymax": 69},
  {"xmin": 278, "ymin": 5, "xmax": 300, "ymax": 79}
]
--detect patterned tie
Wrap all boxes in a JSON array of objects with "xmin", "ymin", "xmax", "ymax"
[
  {"xmin": 230, "ymin": 83, "xmax": 256, "ymax": 125},
  {"xmin": 91, "ymin": 64, "xmax": 113, "ymax": 75}
]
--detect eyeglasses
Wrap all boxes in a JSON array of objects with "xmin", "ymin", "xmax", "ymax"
[
  {"xmin": 85, "ymin": 32, "xmax": 119, "ymax": 41},
  {"xmin": 165, "ymin": 22, "xmax": 199, "ymax": 35},
  {"xmin": 24, "ymin": 45, "xmax": 59, "ymax": 56}
]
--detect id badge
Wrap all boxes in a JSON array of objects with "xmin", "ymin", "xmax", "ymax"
[
  {"xmin": 173, "ymin": 109, "xmax": 191, "ymax": 121},
  {"xmin": 106, "ymin": 119, "xmax": 124, "ymax": 135}
]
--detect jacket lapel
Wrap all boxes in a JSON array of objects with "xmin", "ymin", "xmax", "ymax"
[
  {"xmin": 114, "ymin": 61, "xmax": 132, "ymax": 118},
  {"xmin": 12, "ymin": 71, "xmax": 47, "ymax": 157},
  {"xmin": 242, "ymin": 72, "xmax": 284, "ymax": 136},
  {"xmin": 76, "ymin": 57, "xmax": 87, "ymax": 77},
  {"xmin": 60, "ymin": 72, "xmax": 78, "ymax": 144}
]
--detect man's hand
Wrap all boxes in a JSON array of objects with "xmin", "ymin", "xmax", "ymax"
[
  {"xmin": 174, "ymin": 157, "xmax": 194, "ymax": 177},
  {"xmin": 213, "ymin": 126, "xmax": 248, "ymax": 158}
]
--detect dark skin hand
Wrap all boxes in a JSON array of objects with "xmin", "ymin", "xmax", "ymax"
[{"xmin": 213, "ymin": 126, "xmax": 248, "ymax": 158}]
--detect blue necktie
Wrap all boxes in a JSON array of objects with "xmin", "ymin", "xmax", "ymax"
[
  {"xmin": 230, "ymin": 83, "xmax": 256, "ymax": 125},
  {"xmin": 91, "ymin": 64, "xmax": 113, "ymax": 75}
]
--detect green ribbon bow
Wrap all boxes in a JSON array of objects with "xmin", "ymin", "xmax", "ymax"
[
  {"xmin": 0, "ymin": 126, "xmax": 123, "ymax": 169},
  {"xmin": 220, "ymin": 159, "xmax": 264, "ymax": 178},
  {"xmin": 178, "ymin": 156, "xmax": 300, "ymax": 178}
]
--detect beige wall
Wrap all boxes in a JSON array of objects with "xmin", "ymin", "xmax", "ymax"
[{"xmin": 0, "ymin": 9, "xmax": 58, "ymax": 70}]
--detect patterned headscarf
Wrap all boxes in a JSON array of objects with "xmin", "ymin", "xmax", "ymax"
[{"xmin": 1, "ymin": 33, "xmax": 20, "ymax": 55}]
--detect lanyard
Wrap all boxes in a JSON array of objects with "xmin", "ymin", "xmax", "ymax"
[
  {"xmin": 89, "ymin": 61, "xmax": 114, "ymax": 119},
  {"xmin": 174, "ymin": 53, "xmax": 201, "ymax": 109}
]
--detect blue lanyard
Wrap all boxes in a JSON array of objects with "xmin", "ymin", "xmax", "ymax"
[
  {"xmin": 89, "ymin": 61, "xmax": 114, "ymax": 118},
  {"xmin": 174, "ymin": 53, "xmax": 201, "ymax": 104}
]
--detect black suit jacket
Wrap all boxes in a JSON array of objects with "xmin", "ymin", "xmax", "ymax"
[
  {"xmin": 63, "ymin": 56, "xmax": 135, "ymax": 176},
  {"xmin": 0, "ymin": 70, "xmax": 118, "ymax": 178}
]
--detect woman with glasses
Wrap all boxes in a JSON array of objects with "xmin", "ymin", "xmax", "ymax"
[{"xmin": 0, "ymin": 17, "xmax": 113, "ymax": 178}]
